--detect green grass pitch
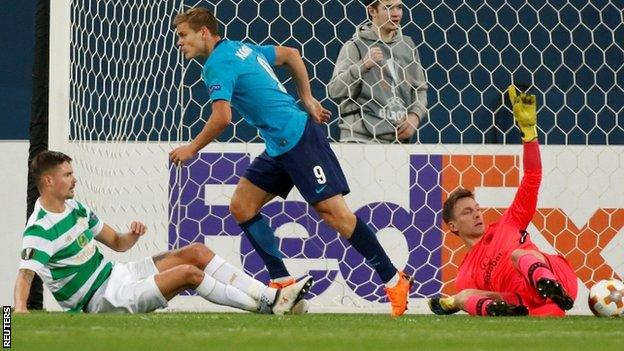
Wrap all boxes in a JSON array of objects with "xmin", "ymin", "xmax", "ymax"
[{"xmin": 11, "ymin": 312, "xmax": 623, "ymax": 351}]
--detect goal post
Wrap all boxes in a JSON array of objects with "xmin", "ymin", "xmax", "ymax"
[{"xmin": 47, "ymin": 0, "xmax": 624, "ymax": 314}]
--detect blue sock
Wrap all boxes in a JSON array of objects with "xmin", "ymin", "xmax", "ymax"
[
  {"xmin": 239, "ymin": 213, "xmax": 290, "ymax": 279},
  {"xmin": 348, "ymin": 217, "xmax": 397, "ymax": 283}
]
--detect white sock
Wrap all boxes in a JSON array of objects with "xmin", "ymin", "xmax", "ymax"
[
  {"xmin": 205, "ymin": 255, "xmax": 277, "ymax": 303},
  {"xmin": 384, "ymin": 273, "xmax": 400, "ymax": 288},
  {"xmin": 195, "ymin": 273, "xmax": 258, "ymax": 312}
]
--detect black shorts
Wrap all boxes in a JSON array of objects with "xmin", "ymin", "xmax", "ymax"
[{"xmin": 244, "ymin": 119, "xmax": 350, "ymax": 204}]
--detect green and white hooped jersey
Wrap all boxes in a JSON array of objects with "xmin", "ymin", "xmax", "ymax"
[{"xmin": 20, "ymin": 199, "xmax": 112, "ymax": 312}]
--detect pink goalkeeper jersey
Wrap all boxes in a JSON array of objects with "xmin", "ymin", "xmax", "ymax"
[{"xmin": 456, "ymin": 142, "xmax": 542, "ymax": 294}]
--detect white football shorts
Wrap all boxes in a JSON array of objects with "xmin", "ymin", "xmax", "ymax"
[{"xmin": 84, "ymin": 257, "xmax": 168, "ymax": 313}]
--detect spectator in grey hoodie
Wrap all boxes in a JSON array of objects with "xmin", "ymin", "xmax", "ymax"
[{"xmin": 328, "ymin": 0, "xmax": 428, "ymax": 143}]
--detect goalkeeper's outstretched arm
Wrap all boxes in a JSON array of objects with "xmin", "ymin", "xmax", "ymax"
[{"xmin": 506, "ymin": 85, "xmax": 542, "ymax": 229}]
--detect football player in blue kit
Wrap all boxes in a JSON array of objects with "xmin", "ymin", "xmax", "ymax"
[{"xmin": 169, "ymin": 7, "xmax": 412, "ymax": 316}]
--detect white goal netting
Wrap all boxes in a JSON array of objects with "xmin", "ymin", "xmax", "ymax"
[{"xmin": 48, "ymin": 0, "xmax": 624, "ymax": 313}]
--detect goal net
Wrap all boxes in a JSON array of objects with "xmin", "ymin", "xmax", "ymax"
[{"xmin": 48, "ymin": 0, "xmax": 624, "ymax": 314}]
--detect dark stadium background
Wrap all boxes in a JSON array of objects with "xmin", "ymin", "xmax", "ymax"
[
  {"xmin": 2, "ymin": 0, "xmax": 622, "ymax": 144},
  {"xmin": 0, "ymin": 0, "xmax": 36, "ymax": 140}
]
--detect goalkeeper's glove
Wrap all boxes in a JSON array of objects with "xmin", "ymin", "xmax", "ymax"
[{"xmin": 508, "ymin": 85, "xmax": 538, "ymax": 142}]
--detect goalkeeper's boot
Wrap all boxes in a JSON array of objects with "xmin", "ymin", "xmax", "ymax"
[
  {"xmin": 428, "ymin": 296, "xmax": 460, "ymax": 315},
  {"xmin": 536, "ymin": 278, "xmax": 574, "ymax": 310},
  {"xmin": 270, "ymin": 277, "xmax": 309, "ymax": 315},
  {"xmin": 272, "ymin": 275, "xmax": 314, "ymax": 315},
  {"xmin": 485, "ymin": 299, "xmax": 529, "ymax": 316},
  {"xmin": 384, "ymin": 272, "xmax": 414, "ymax": 317}
]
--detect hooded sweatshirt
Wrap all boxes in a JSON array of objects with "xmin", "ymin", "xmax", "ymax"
[{"xmin": 328, "ymin": 22, "xmax": 428, "ymax": 143}]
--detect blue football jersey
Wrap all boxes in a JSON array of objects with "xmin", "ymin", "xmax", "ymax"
[{"xmin": 202, "ymin": 40, "xmax": 309, "ymax": 156}]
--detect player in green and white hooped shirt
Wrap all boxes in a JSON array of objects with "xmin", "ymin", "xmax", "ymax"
[{"xmin": 13, "ymin": 151, "xmax": 312, "ymax": 314}]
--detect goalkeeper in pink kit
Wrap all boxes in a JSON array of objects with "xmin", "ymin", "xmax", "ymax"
[{"xmin": 429, "ymin": 86, "xmax": 577, "ymax": 317}]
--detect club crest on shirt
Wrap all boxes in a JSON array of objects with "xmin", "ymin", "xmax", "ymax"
[
  {"xmin": 77, "ymin": 233, "xmax": 88, "ymax": 248},
  {"xmin": 21, "ymin": 248, "xmax": 34, "ymax": 260}
]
